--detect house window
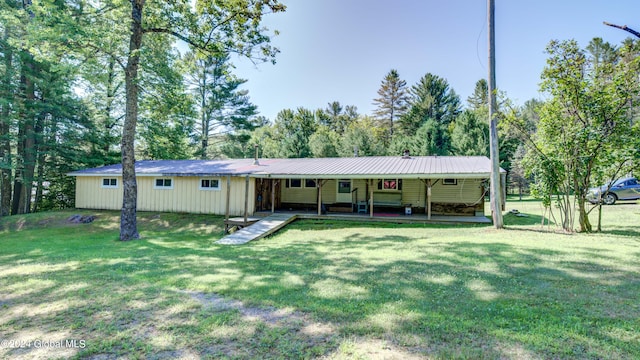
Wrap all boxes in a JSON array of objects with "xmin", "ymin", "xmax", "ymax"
[
  {"xmin": 443, "ymin": 178, "xmax": 457, "ymax": 185},
  {"xmin": 286, "ymin": 179, "xmax": 302, "ymax": 188},
  {"xmin": 200, "ymin": 178, "xmax": 220, "ymax": 190},
  {"xmin": 377, "ymin": 179, "xmax": 402, "ymax": 191},
  {"xmin": 154, "ymin": 178, "xmax": 173, "ymax": 189},
  {"xmin": 102, "ymin": 178, "xmax": 118, "ymax": 188},
  {"xmin": 305, "ymin": 179, "xmax": 317, "ymax": 188},
  {"xmin": 338, "ymin": 180, "xmax": 351, "ymax": 193}
]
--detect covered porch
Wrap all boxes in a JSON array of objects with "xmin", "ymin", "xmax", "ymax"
[{"xmin": 252, "ymin": 176, "xmax": 495, "ymax": 221}]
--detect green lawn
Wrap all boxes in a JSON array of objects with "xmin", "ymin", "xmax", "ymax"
[{"xmin": 1, "ymin": 201, "xmax": 639, "ymax": 359}]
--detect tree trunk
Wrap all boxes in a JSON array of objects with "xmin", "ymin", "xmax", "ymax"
[
  {"xmin": 577, "ymin": 171, "xmax": 592, "ymax": 232},
  {"xmin": 11, "ymin": 0, "xmax": 37, "ymax": 215},
  {"xmin": 577, "ymin": 197, "xmax": 592, "ymax": 232},
  {"xmin": 518, "ymin": 184, "xmax": 522, "ymax": 201},
  {"xmin": 31, "ymin": 110, "xmax": 47, "ymax": 212},
  {"xmin": 12, "ymin": 53, "xmax": 36, "ymax": 215},
  {"xmin": 120, "ymin": 0, "xmax": 145, "ymax": 241},
  {"xmin": 19, "ymin": 60, "xmax": 36, "ymax": 215},
  {"xmin": 103, "ymin": 57, "xmax": 118, "ymax": 154},
  {"xmin": 0, "ymin": 28, "xmax": 13, "ymax": 217},
  {"xmin": 11, "ymin": 124, "xmax": 22, "ymax": 215},
  {"xmin": 32, "ymin": 150, "xmax": 45, "ymax": 212},
  {"xmin": 199, "ymin": 65, "xmax": 209, "ymax": 159}
]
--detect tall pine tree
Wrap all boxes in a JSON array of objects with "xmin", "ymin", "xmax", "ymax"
[
  {"xmin": 398, "ymin": 73, "xmax": 461, "ymax": 154},
  {"xmin": 184, "ymin": 52, "xmax": 258, "ymax": 159},
  {"xmin": 373, "ymin": 69, "xmax": 409, "ymax": 140},
  {"xmin": 467, "ymin": 79, "xmax": 488, "ymax": 114},
  {"xmin": 399, "ymin": 73, "xmax": 461, "ymax": 135}
]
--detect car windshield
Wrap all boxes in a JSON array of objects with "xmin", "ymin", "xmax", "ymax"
[
  {"xmin": 611, "ymin": 178, "xmax": 636, "ymax": 187},
  {"xmin": 597, "ymin": 178, "xmax": 629, "ymax": 189},
  {"xmin": 612, "ymin": 179, "xmax": 626, "ymax": 186}
]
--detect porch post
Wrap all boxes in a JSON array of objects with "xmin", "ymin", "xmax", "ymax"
[
  {"xmin": 317, "ymin": 179, "xmax": 322, "ymax": 215},
  {"xmin": 271, "ymin": 178, "xmax": 275, "ymax": 213},
  {"xmin": 369, "ymin": 179, "xmax": 374, "ymax": 218},
  {"xmin": 426, "ymin": 179, "xmax": 432, "ymax": 220},
  {"xmin": 225, "ymin": 175, "xmax": 231, "ymax": 221},
  {"xmin": 244, "ymin": 175, "xmax": 249, "ymax": 224}
]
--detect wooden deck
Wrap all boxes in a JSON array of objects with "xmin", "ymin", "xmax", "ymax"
[
  {"xmin": 256, "ymin": 210, "xmax": 491, "ymax": 224},
  {"xmin": 223, "ymin": 217, "xmax": 260, "ymax": 234},
  {"xmin": 216, "ymin": 214, "xmax": 298, "ymax": 245},
  {"xmin": 299, "ymin": 213, "xmax": 491, "ymax": 224}
]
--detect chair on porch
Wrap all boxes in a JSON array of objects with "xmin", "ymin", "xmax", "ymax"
[{"xmin": 357, "ymin": 201, "xmax": 368, "ymax": 214}]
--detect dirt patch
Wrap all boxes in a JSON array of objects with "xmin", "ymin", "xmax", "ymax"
[
  {"xmin": 183, "ymin": 291, "xmax": 430, "ymax": 359},
  {"xmin": 183, "ymin": 291, "xmax": 339, "ymax": 357}
]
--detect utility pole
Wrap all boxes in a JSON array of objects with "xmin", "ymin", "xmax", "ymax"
[{"xmin": 488, "ymin": 0, "xmax": 503, "ymax": 228}]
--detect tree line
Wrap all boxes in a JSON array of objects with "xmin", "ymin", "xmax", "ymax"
[
  {"xmin": 229, "ymin": 73, "xmax": 493, "ymax": 160},
  {"xmin": 0, "ymin": 1, "xmax": 638, "ymax": 235}
]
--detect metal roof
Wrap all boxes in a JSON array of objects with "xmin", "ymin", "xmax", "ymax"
[
  {"xmin": 69, "ymin": 159, "xmax": 263, "ymax": 177},
  {"xmin": 69, "ymin": 156, "xmax": 503, "ymax": 179}
]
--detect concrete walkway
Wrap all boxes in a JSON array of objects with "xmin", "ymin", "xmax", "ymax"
[{"xmin": 216, "ymin": 214, "xmax": 298, "ymax": 245}]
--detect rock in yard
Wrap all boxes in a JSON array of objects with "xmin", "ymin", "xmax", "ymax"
[{"xmin": 67, "ymin": 214, "xmax": 96, "ymax": 224}]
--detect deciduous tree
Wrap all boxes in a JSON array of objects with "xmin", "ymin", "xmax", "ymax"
[
  {"xmin": 321, "ymin": 101, "xmax": 358, "ymax": 135},
  {"xmin": 89, "ymin": 0, "xmax": 285, "ymax": 240},
  {"xmin": 523, "ymin": 39, "xmax": 639, "ymax": 232},
  {"xmin": 274, "ymin": 108, "xmax": 317, "ymax": 158}
]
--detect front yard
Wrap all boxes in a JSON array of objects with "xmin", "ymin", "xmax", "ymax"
[{"xmin": 0, "ymin": 200, "xmax": 638, "ymax": 359}]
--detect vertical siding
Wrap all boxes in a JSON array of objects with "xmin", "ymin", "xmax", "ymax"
[
  {"xmin": 75, "ymin": 174, "xmax": 483, "ymax": 214},
  {"xmin": 322, "ymin": 180, "xmax": 337, "ymax": 203},
  {"xmin": 431, "ymin": 178, "xmax": 484, "ymax": 204},
  {"xmin": 75, "ymin": 177, "xmax": 123, "ymax": 210},
  {"xmin": 352, "ymin": 179, "xmax": 368, "ymax": 202},
  {"xmin": 401, "ymin": 179, "xmax": 425, "ymax": 207},
  {"xmin": 354, "ymin": 178, "xmax": 483, "ymax": 208},
  {"xmin": 279, "ymin": 179, "xmax": 346, "ymax": 204},
  {"xmin": 280, "ymin": 181, "xmax": 317, "ymax": 204},
  {"xmin": 75, "ymin": 175, "xmax": 254, "ymax": 216}
]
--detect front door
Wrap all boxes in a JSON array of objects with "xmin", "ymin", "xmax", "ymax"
[{"xmin": 336, "ymin": 179, "xmax": 352, "ymax": 203}]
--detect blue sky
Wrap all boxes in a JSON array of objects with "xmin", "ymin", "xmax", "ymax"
[{"xmin": 233, "ymin": 0, "xmax": 640, "ymax": 121}]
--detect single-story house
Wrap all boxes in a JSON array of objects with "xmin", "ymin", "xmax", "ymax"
[{"xmin": 69, "ymin": 155, "xmax": 505, "ymax": 220}]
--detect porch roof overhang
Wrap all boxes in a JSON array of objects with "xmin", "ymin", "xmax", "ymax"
[{"xmin": 249, "ymin": 173, "xmax": 493, "ymax": 180}]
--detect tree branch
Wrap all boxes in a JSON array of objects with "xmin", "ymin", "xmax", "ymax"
[
  {"xmin": 76, "ymin": 42, "xmax": 127, "ymax": 71},
  {"xmin": 143, "ymin": 27, "xmax": 220, "ymax": 54},
  {"xmin": 603, "ymin": 21, "xmax": 640, "ymax": 38}
]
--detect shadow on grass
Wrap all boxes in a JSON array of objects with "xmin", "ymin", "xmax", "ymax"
[
  {"xmin": 0, "ymin": 240, "xmax": 335, "ymax": 358},
  {"xmin": 599, "ymin": 227, "xmax": 640, "ymax": 239},
  {"xmin": 210, "ymin": 237, "xmax": 640, "ymax": 358},
  {"xmin": 1, "ymin": 212, "xmax": 639, "ymax": 359},
  {"xmin": 502, "ymin": 211, "xmax": 554, "ymax": 227}
]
